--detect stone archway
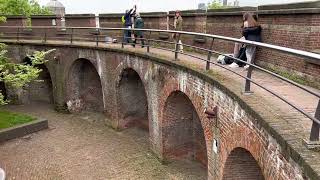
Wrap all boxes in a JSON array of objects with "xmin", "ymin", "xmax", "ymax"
[
  {"xmin": 67, "ymin": 58, "xmax": 103, "ymax": 112},
  {"xmin": 23, "ymin": 57, "xmax": 54, "ymax": 104},
  {"xmin": 118, "ymin": 68, "xmax": 148, "ymax": 130},
  {"xmin": 222, "ymin": 147, "xmax": 265, "ymax": 180},
  {"xmin": 162, "ymin": 90, "xmax": 208, "ymax": 169}
]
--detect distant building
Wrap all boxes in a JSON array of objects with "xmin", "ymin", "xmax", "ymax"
[
  {"xmin": 234, "ymin": 0, "xmax": 240, "ymax": 7},
  {"xmin": 46, "ymin": 0, "xmax": 65, "ymax": 17},
  {"xmin": 223, "ymin": 0, "xmax": 228, "ymax": 6},
  {"xmin": 198, "ymin": 3, "xmax": 207, "ymax": 10}
]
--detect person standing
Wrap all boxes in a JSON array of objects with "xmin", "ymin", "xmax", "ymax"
[
  {"xmin": 229, "ymin": 12, "xmax": 262, "ymax": 69},
  {"xmin": 133, "ymin": 13, "xmax": 145, "ymax": 48},
  {"xmin": 123, "ymin": 5, "xmax": 136, "ymax": 44},
  {"xmin": 172, "ymin": 10, "xmax": 183, "ymax": 52}
]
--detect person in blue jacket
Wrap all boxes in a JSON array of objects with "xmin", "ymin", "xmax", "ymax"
[{"xmin": 123, "ymin": 5, "xmax": 136, "ymax": 44}]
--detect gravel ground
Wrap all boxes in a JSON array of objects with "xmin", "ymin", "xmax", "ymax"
[{"xmin": 0, "ymin": 103, "xmax": 206, "ymax": 180}]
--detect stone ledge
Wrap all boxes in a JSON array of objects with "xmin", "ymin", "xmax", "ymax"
[
  {"xmin": 0, "ymin": 119, "xmax": 48, "ymax": 143},
  {"xmin": 65, "ymin": 14, "xmax": 95, "ymax": 18},
  {"xmin": 259, "ymin": 1, "xmax": 320, "ymax": 11}
]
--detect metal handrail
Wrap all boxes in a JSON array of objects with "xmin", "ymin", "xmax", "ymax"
[{"xmin": 0, "ymin": 26, "xmax": 319, "ymax": 141}]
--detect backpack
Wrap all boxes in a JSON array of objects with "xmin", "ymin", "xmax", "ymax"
[{"xmin": 121, "ymin": 16, "xmax": 125, "ymax": 24}]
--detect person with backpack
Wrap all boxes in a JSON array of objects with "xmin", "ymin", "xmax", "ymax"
[
  {"xmin": 123, "ymin": 5, "xmax": 136, "ymax": 44},
  {"xmin": 133, "ymin": 13, "xmax": 145, "ymax": 48},
  {"xmin": 229, "ymin": 12, "xmax": 262, "ymax": 69}
]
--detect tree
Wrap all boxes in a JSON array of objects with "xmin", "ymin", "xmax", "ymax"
[
  {"xmin": 0, "ymin": 43, "xmax": 55, "ymax": 105},
  {"xmin": 208, "ymin": 0, "xmax": 224, "ymax": 9},
  {"xmin": 0, "ymin": 0, "xmax": 52, "ymax": 23},
  {"xmin": 0, "ymin": 0, "xmax": 54, "ymax": 105}
]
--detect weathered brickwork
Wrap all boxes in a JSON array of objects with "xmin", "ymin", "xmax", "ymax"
[
  {"xmin": 117, "ymin": 68, "xmax": 148, "ymax": 129},
  {"xmin": 4, "ymin": 41, "xmax": 317, "ymax": 179},
  {"xmin": 222, "ymin": 147, "xmax": 264, "ymax": 180},
  {"xmin": 66, "ymin": 58, "xmax": 103, "ymax": 112}
]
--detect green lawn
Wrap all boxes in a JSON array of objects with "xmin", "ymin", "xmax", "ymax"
[{"xmin": 0, "ymin": 111, "xmax": 36, "ymax": 130}]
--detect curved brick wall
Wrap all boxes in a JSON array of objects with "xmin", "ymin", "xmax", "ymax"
[{"xmin": 4, "ymin": 42, "xmax": 318, "ymax": 179}]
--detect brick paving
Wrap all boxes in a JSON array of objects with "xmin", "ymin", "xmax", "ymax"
[{"xmin": 0, "ymin": 103, "xmax": 206, "ymax": 180}]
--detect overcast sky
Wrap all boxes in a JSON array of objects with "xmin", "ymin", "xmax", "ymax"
[{"xmin": 37, "ymin": 0, "xmax": 312, "ymax": 14}]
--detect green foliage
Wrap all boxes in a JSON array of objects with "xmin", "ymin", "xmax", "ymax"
[
  {"xmin": 0, "ymin": 110, "xmax": 35, "ymax": 129},
  {"xmin": 208, "ymin": 0, "xmax": 223, "ymax": 9},
  {"xmin": 0, "ymin": 0, "xmax": 52, "ymax": 24},
  {"xmin": 0, "ymin": 0, "xmax": 52, "ymax": 16},
  {"xmin": 0, "ymin": 43, "xmax": 55, "ymax": 105}
]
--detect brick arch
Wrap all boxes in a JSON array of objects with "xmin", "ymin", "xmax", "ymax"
[
  {"xmin": 222, "ymin": 147, "xmax": 265, "ymax": 180},
  {"xmin": 219, "ymin": 123, "xmax": 271, "ymax": 180},
  {"xmin": 116, "ymin": 68, "xmax": 149, "ymax": 130},
  {"xmin": 66, "ymin": 58, "xmax": 104, "ymax": 112},
  {"xmin": 159, "ymin": 76, "xmax": 213, "ymax": 151},
  {"xmin": 161, "ymin": 89, "xmax": 208, "ymax": 170}
]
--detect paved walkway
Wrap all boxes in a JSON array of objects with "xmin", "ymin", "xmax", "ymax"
[{"xmin": 0, "ymin": 103, "xmax": 206, "ymax": 180}]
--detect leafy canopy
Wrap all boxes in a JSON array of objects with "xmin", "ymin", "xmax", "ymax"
[
  {"xmin": 0, "ymin": 0, "xmax": 52, "ymax": 22},
  {"xmin": 208, "ymin": 0, "xmax": 224, "ymax": 9}
]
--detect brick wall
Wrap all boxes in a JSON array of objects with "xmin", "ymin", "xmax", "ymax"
[
  {"xmin": 255, "ymin": 7, "xmax": 320, "ymax": 86},
  {"xmin": 65, "ymin": 14, "xmax": 96, "ymax": 41},
  {"xmin": 0, "ymin": 16, "xmax": 27, "ymax": 37}
]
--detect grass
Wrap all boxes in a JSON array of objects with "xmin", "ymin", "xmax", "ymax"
[
  {"xmin": 266, "ymin": 65, "xmax": 320, "ymax": 90},
  {"xmin": 0, "ymin": 111, "xmax": 36, "ymax": 130}
]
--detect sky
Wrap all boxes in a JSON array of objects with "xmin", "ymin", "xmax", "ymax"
[{"xmin": 37, "ymin": 0, "xmax": 312, "ymax": 14}]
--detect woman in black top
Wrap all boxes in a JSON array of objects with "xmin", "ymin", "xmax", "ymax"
[{"xmin": 230, "ymin": 12, "xmax": 262, "ymax": 69}]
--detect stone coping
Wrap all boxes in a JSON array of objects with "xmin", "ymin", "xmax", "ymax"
[
  {"xmin": 2, "ymin": 40, "xmax": 320, "ymax": 179},
  {"xmin": 99, "ymin": 13, "xmax": 123, "ymax": 18},
  {"xmin": 30, "ymin": 15, "xmax": 60, "ymax": 19},
  {"xmin": 65, "ymin": 14, "xmax": 95, "ymax": 18},
  {"xmin": 0, "ymin": 15, "xmax": 27, "ymax": 19},
  {"xmin": 259, "ymin": 1, "xmax": 320, "ymax": 10},
  {"xmin": 0, "ymin": 118, "xmax": 48, "ymax": 143}
]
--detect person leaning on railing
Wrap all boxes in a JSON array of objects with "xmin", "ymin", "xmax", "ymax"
[
  {"xmin": 133, "ymin": 13, "xmax": 145, "ymax": 48},
  {"xmin": 229, "ymin": 12, "xmax": 262, "ymax": 69}
]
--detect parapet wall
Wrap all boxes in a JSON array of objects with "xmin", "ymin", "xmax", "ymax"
[{"xmin": 0, "ymin": 1, "xmax": 319, "ymax": 87}]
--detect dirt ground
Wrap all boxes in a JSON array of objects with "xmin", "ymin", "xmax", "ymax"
[{"xmin": 0, "ymin": 103, "xmax": 206, "ymax": 180}]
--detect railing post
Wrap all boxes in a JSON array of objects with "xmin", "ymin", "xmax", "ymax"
[
  {"xmin": 147, "ymin": 31, "xmax": 151, "ymax": 53},
  {"xmin": 96, "ymin": 28, "xmax": 100, "ymax": 46},
  {"xmin": 310, "ymin": 100, "xmax": 320, "ymax": 141},
  {"xmin": 121, "ymin": 30, "xmax": 125, "ymax": 49},
  {"xmin": 70, "ymin": 28, "xmax": 74, "ymax": 44},
  {"xmin": 206, "ymin": 38, "xmax": 215, "ymax": 70},
  {"xmin": 174, "ymin": 33, "xmax": 180, "ymax": 61},
  {"xmin": 244, "ymin": 47, "xmax": 256, "ymax": 94}
]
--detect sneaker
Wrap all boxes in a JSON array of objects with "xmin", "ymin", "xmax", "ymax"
[
  {"xmin": 229, "ymin": 62, "xmax": 239, "ymax": 68},
  {"xmin": 179, "ymin": 50, "xmax": 184, "ymax": 53},
  {"xmin": 244, "ymin": 65, "xmax": 250, "ymax": 69}
]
